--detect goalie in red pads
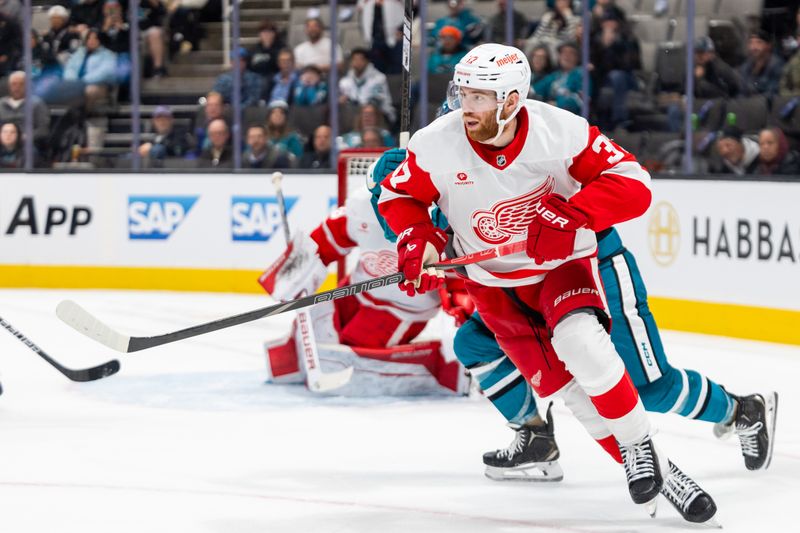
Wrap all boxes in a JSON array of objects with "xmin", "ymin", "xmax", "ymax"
[{"xmin": 259, "ymin": 187, "xmax": 469, "ymax": 397}]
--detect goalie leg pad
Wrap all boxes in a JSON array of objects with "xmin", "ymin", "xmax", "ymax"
[{"xmin": 263, "ymin": 319, "xmax": 304, "ymax": 384}]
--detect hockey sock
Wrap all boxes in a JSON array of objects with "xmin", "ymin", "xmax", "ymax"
[
  {"xmin": 597, "ymin": 435, "xmax": 623, "ymax": 464},
  {"xmin": 552, "ymin": 312, "xmax": 650, "ymax": 445}
]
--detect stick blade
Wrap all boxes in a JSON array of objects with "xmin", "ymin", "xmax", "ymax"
[
  {"xmin": 65, "ymin": 359, "xmax": 122, "ymax": 382},
  {"xmin": 308, "ymin": 366, "xmax": 354, "ymax": 393},
  {"xmin": 56, "ymin": 300, "xmax": 131, "ymax": 353}
]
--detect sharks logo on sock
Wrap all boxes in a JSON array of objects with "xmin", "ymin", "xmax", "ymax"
[
  {"xmin": 231, "ymin": 196, "xmax": 298, "ymax": 242},
  {"xmin": 128, "ymin": 196, "xmax": 199, "ymax": 240}
]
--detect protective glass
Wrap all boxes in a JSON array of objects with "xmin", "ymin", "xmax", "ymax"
[{"xmin": 446, "ymin": 81, "xmax": 500, "ymax": 112}]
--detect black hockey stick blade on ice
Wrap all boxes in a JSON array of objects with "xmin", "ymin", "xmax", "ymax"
[
  {"xmin": 0, "ymin": 315, "xmax": 120, "ymax": 382},
  {"xmin": 55, "ymin": 240, "xmax": 528, "ymax": 354}
]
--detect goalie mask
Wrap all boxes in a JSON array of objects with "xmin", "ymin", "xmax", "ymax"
[{"xmin": 448, "ymin": 43, "xmax": 531, "ymax": 144}]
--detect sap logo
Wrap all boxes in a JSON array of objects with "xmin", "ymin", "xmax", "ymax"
[
  {"xmin": 328, "ymin": 197, "xmax": 338, "ymax": 209},
  {"xmin": 128, "ymin": 196, "xmax": 198, "ymax": 240},
  {"xmin": 231, "ymin": 196, "xmax": 298, "ymax": 242}
]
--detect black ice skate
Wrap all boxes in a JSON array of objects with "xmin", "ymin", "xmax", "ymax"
[
  {"xmin": 620, "ymin": 437, "xmax": 666, "ymax": 514},
  {"xmin": 483, "ymin": 404, "xmax": 563, "ymax": 482},
  {"xmin": 660, "ymin": 460, "xmax": 718, "ymax": 524},
  {"xmin": 735, "ymin": 392, "xmax": 778, "ymax": 470}
]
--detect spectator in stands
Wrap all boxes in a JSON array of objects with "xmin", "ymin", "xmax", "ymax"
[
  {"xmin": 48, "ymin": 28, "xmax": 118, "ymax": 109},
  {"xmin": 431, "ymin": 0, "xmax": 484, "ymax": 48},
  {"xmin": 69, "ymin": 0, "xmax": 104, "ymax": 35},
  {"xmin": 293, "ymin": 17, "xmax": 343, "ymax": 74},
  {"xmin": 709, "ymin": 125, "xmax": 760, "ymax": 175},
  {"xmin": 139, "ymin": 105, "xmax": 194, "ymax": 160},
  {"xmin": 339, "ymin": 48, "xmax": 396, "ymax": 123},
  {"xmin": 212, "ymin": 47, "xmax": 264, "ymax": 107},
  {"xmin": 590, "ymin": 9, "xmax": 640, "ymax": 130},
  {"xmin": 264, "ymin": 100, "xmax": 304, "ymax": 159},
  {"xmin": 97, "ymin": 0, "xmax": 132, "ymax": 83},
  {"xmin": 780, "ymin": 28, "xmax": 800, "ymax": 94},
  {"xmin": 269, "ymin": 48, "xmax": 298, "ymax": 105},
  {"xmin": 756, "ymin": 127, "xmax": 800, "ymax": 175},
  {"xmin": 42, "ymin": 5, "xmax": 81, "ymax": 69},
  {"xmin": 243, "ymin": 124, "xmax": 294, "ymax": 169},
  {"xmin": 428, "ymin": 25, "xmax": 468, "ymax": 75},
  {"xmin": 139, "ymin": 0, "xmax": 167, "ymax": 77},
  {"xmin": 299, "ymin": 124, "xmax": 332, "ymax": 169},
  {"xmin": 0, "ymin": 121, "xmax": 23, "ymax": 168},
  {"xmin": 361, "ymin": 127, "xmax": 385, "ymax": 148},
  {"xmin": 532, "ymin": 41, "xmax": 584, "ymax": 115},
  {"xmin": 194, "ymin": 90, "xmax": 226, "ymax": 154},
  {"xmin": 739, "ymin": 30, "xmax": 784, "ymax": 98},
  {"xmin": 529, "ymin": 45, "xmax": 554, "ymax": 95},
  {"xmin": 359, "ymin": 0, "xmax": 404, "ymax": 49},
  {"xmin": 341, "ymin": 102, "xmax": 394, "ymax": 148},
  {"xmin": 0, "ymin": 0, "xmax": 20, "ymax": 23},
  {"xmin": 292, "ymin": 65, "xmax": 328, "ymax": 106},
  {"xmin": 198, "ymin": 118, "xmax": 232, "ymax": 168},
  {"xmin": 0, "ymin": 71, "xmax": 51, "ymax": 148},
  {"xmin": 167, "ymin": 0, "xmax": 205, "ymax": 56},
  {"xmin": 250, "ymin": 20, "xmax": 283, "ymax": 82},
  {"xmin": 487, "ymin": 0, "xmax": 529, "ymax": 48},
  {"xmin": 0, "ymin": 11, "xmax": 21, "ymax": 78},
  {"xmin": 591, "ymin": 0, "xmax": 628, "ymax": 30},
  {"xmin": 370, "ymin": 21, "xmax": 403, "ymax": 75},
  {"xmin": 524, "ymin": 0, "xmax": 579, "ymax": 59},
  {"xmin": 694, "ymin": 36, "xmax": 741, "ymax": 98}
]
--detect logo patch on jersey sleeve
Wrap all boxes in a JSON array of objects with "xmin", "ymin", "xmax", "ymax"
[
  {"xmin": 360, "ymin": 250, "xmax": 398, "ymax": 277},
  {"xmin": 470, "ymin": 176, "xmax": 556, "ymax": 244}
]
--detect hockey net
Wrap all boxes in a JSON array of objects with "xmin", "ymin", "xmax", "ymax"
[{"xmin": 337, "ymin": 148, "xmax": 387, "ymax": 279}]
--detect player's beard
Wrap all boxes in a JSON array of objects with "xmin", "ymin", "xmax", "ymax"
[{"xmin": 463, "ymin": 108, "xmax": 508, "ymax": 143}]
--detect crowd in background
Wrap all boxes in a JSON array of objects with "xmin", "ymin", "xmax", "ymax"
[{"xmin": 1, "ymin": 0, "xmax": 800, "ymax": 177}]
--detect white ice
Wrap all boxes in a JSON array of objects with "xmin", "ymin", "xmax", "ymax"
[{"xmin": 0, "ymin": 289, "xmax": 796, "ymax": 533}]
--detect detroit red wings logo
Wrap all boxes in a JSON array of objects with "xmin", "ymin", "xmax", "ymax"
[
  {"xmin": 470, "ymin": 176, "xmax": 556, "ymax": 244},
  {"xmin": 360, "ymin": 250, "xmax": 398, "ymax": 277}
]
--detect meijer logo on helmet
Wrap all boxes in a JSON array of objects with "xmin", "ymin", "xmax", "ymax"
[{"xmin": 495, "ymin": 53, "xmax": 519, "ymax": 67}]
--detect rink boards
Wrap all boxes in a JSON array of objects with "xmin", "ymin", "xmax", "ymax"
[{"xmin": 0, "ymin": 173, "xmax": 798, "ymax": 344}]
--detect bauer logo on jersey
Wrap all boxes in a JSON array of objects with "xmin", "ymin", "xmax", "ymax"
[
  {"xmin": 470, "ymin": 176, "xmax": 555, "ymax": 244},
  {"xmin": 128, "ymin": 196, "xmax": 199, "ymax": 240},
  {"xmin": 231, "ymin": 196, "xmax": 298, "ymax": 242}
]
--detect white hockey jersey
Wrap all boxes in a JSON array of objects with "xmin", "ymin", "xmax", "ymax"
[
  {"xmin": 311, "ymin": 189, "xmax": 440, "ymax": 321},
  {"xmin": 379, "ymin": 100, "xmax": 652, "ymax": 287}
]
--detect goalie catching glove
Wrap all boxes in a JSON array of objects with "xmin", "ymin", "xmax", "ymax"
[
  {"xmin": 396, "ymin": 223, "xmax": 448, "ymax": 296},
  {"xmin": 526, "ymin": 194, "xmax": 589, "ymax": 265},
  {"xmin": 258, "ymin": 233, "xmax": 328, "ymax": 301}
]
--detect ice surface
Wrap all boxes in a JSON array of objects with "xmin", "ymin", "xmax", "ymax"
[{"xmin": 0, "ymin": 289, "xmax": 796, "ymax": 533}]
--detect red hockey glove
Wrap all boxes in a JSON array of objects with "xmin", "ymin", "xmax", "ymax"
[
  {"xmin": 396, "ymin": 223, "xmax": 448, "ymax": 296},
  {"xmin": 526, "ymin": 194, "xmax": 589, "ymax": 265},
  {"xmin": 439, "ymin": 280, "xmax": 476, "ymax": 327}
]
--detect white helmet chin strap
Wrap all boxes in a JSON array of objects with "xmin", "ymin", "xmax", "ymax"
[{"xmin": 478, "ymin": 97, "xmax": 523, "ymax": 146}]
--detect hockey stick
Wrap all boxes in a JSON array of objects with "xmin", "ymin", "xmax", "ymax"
[
  {"xmin": 0, "ymin": 315, "xmax": 120, "ymax": 382},
  {"xmin": 55, "ymin": 240, "xmax": 527, "ymax": 354},
  {"xmin": 271, "ymin": 171, "xmax": 353, "ymax": 392},
  {"xmin": 399, "ymin": 0, "xmax": 412, "ymax": 148}
]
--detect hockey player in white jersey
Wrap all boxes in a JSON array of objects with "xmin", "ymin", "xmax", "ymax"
[
  {"xmin": 378, "ymin": 43, "xmax": 715, "ymax": 522},
  {"xmin": 259, "ymin": 186, "xmax": 469, "ymax": 397}
]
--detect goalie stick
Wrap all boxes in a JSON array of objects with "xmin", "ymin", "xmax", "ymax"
[
  {"xmin": 271, "ymin": 171, "xmax": 353, "ymax": 393},
  {"xmin": 0, "ymin": 315, "xmax": 120, "ymax": 382},
  {"xmin": 55, "ymin": 240, "xmax": 527, "ymax": 354}
]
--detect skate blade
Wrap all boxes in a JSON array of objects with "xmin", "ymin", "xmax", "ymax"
[
  {"xmin": 763, "ymin": 391, "xmax": 779, "ymax": 470},
  {"xmin": 484, "ymin": 461, "xmax": 564, "ymax": 482},
  {"xmin": 644, "ymin": 497, "xmax": 658, "ymax": 518}
]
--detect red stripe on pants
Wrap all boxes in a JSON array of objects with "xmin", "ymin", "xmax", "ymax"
[{"xmin": 591, "ymin": 372, "xmax": 639, "ymax": 420}]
